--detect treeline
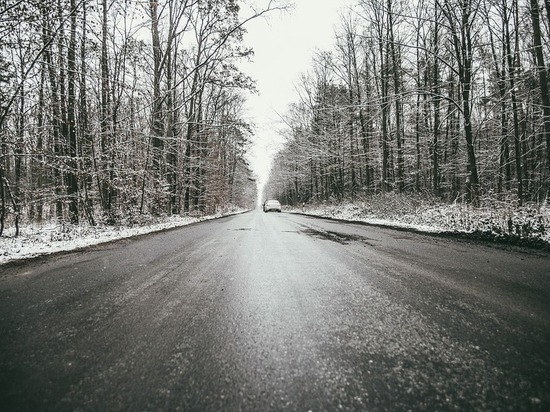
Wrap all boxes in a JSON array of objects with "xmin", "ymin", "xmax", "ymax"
[
  {"xmin": 268, "ymin": 0, "xmax": 550, "ymax": 208},
  {"xmin": 0, "ymin": 0, "xmax": 278, "ymax": 235}
]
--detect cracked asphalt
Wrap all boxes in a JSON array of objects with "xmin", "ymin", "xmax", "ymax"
[{"xmin": 1, "ymin": 210, "xmax": 549, "ymax": 411}]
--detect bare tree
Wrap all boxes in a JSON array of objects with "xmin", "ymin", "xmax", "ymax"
[
  {"xmin": 530, "ymin": 0, "xmax": 550, "ymax": 177},
  {"xmin": 438, "ymin": 0, "xmax": 480, "ymax": 204}
]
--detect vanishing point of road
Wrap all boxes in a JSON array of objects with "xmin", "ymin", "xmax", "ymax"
[{"xmin": 1, "ymin": 211, "xmax": 549, "ymax": 411}]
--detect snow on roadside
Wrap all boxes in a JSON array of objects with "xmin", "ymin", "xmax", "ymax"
[
  {"xmin": 288, "ymin": 198, "xmax": 550, "ymax": 247},
  {"xmin": 3, "ymin": 198, "xmax": 549, "ymax": 266},
  {"xmin": 0, "ymin": 210, "xmax": 247, "ymax": 266}
]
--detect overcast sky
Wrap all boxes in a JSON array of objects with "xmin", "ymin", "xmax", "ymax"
[{"xmin": 240, "ymin": 0, "xmax": 354, "ymax": 196}]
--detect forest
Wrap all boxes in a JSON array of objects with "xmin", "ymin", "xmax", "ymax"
[
  {"xmin": 0, "ymin": 0, "xmax": 284, "ymax": 236},
  {"xmin": 267, "ymin": 0, "xmax": 550, "ymax": 213}
]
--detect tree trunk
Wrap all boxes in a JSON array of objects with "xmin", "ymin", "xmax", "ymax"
[
  {"xmin": 79, "ymin": 0, "xmax": 95, "ymax": 226},
  {"xmin": 432, "ymin": 3, "xmax": 441, "ymax": 196},
  {"xmin": 530, "ymin": 0, "xmax": 550, "ymax": 177},
  {"xmin": 443, "ymin": 0, "xmax": 480, "ymax": 204},
  {"xmin": 42, "ymin": 4, "xmax": 63, "ymax": 219},
  {"xmin": 100, "ymin": 0, "xmax": 112, "ymax": 217},
  {"xmin": 66, "ymin": 0, "xmax": 79, "ymax": 223},
  {"xmin": 387, "ymin": 0, "xmax": 404, "ymax": 192},
  {"xmin": 150, "ymin": 0, "xmax": 164, "ymax": 178}
]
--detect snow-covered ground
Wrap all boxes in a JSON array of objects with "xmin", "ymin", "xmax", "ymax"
[
  {"xmin": 288, "ymin": 195, "xmax": 550, "ymax": 249},
  {"xmin": 0, "ymin": 210, "xmax": 247, "ymax": 266}
]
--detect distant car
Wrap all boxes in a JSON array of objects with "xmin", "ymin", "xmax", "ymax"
[{"xmin": 263, "ymin": 199, "xmax": 282, "ymax": 213}]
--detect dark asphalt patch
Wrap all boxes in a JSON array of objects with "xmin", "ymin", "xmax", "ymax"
[{"xmin": 301, "ymin": 228, "xmax": 374, "ymax": 246}]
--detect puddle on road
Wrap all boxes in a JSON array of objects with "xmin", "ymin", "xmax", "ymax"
[
  {"xmin": 227, "ymin": 226, "xmax": 373, "ymax": 246},
  {"xmin": 300, "ymin": 228, "xmax": 374, "ymax": 246}
]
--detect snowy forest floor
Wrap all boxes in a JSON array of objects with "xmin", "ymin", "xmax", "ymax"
[
  {"xmin": 0, "ymin": 207, "xmax": 248, "ymax": 266},
  {"xmin": 287, "ymin": 193, "xmax": 550, "ymax": 251}
]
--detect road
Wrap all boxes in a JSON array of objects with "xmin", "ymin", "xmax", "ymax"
[{"xmin": 1, "ymin": 210, "xmax": 549, "ymax": 411}]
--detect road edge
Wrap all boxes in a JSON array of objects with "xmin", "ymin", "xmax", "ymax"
[
  {"xmin": 0, "ymin": 210, "xmax": 251, "ymax": 269},
  {"xmin": 288, "ymin": 211, "xmax": 550, "ymax": 254}
]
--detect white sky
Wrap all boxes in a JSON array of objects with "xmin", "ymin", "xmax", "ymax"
[{"xmin": 239, "ymin": 0, "xmax": 354, "ymax": 197}]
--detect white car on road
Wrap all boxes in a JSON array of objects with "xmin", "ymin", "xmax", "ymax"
[{"xmin": 263, "ymin": 199, "xmax": 282, "ymax": 212}]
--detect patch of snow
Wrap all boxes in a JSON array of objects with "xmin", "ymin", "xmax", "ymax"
[
  {"xmin": 0, "ymin": 210, "xmax": 247, "ymax": 266},
  {"xmin": 289, "ymin": 198, "xmax": 550, "ymax": 247}
]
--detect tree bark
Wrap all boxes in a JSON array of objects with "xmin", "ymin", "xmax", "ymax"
[
  {"xmin": 530, "ymin": 0, "xmax": 550, "ymax": 177},
  {"xmin": 442, "ymin": 0, "xmax": 480, "ymax": 204},
  {"xmin": 66, "ymin": 0, "xmax": 79, "ymax": 223}
]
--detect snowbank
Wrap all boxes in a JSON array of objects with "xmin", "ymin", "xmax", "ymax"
[
  {"xmin": 0, "ymin": 210, "xmax": 247, "ymax": 266},
  {"xmin": 290, "ymin": 194, "xmax": 550, "ymax": 249}
]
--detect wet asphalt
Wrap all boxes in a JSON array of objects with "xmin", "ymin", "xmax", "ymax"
[{"xmin": 1, "ymin": 210, "xmax": 549, "ymax": 411}]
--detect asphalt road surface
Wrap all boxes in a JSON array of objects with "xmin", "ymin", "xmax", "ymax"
[{"xmin": 1, "ymin": 210, "xmax": 549, "ymax": 411}]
